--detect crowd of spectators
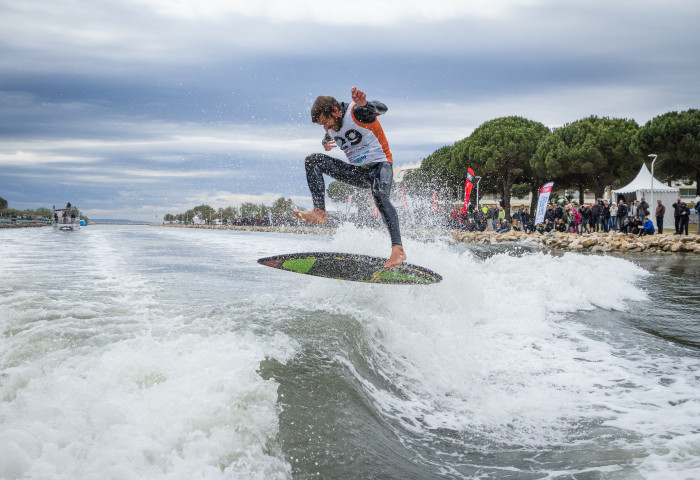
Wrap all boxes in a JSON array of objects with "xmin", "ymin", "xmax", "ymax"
[{"xmin": 450, "ymin": 196, "xmax": 699, "ymax": 237}]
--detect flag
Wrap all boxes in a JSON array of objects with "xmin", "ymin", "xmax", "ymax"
[
  {"xmin": 534, "ymin": 182, "xmax": 554, "ymax": 225},
  {"xmin": 346, "ymin": 195, "xmax": 353, "ymax": 216},
  {"xmin": 461, "ymin": 168, "xmax": 475, "ymax": 214},
  {"xmin": 431, "ymin": 190, "xmax": 439, "ymax": 214}
]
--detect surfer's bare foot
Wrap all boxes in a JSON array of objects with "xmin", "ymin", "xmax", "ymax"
[
  {"xmin": 384, "ymin": 245, "xmax": 407, "ymax": 269},
  {"xmin": 293, "ymin": 209, "xmax": 327, "ymax": 225}
]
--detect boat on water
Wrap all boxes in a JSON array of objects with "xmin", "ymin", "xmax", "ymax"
[{"xmin": 52, "ymin": 204, "xmax": 82, "ymax": 231}]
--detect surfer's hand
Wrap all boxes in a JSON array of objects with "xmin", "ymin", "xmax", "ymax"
[
  {"xmin": 351, "ymin": 86, "xmax": 367, "ymax": 107},
  {"xmin": 323, "ymin": 140, "xmax": 336, "ymax": 151}
]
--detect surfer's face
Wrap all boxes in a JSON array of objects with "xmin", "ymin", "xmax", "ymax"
[{"xmin": 317, "ymin": 107, "xmax": 342, "ymax": 131}]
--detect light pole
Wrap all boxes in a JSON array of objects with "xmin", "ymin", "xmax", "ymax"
[
  {"xmin": 648, "ymin": 154, "xmax": 657, "ymax": 229},
  {"xmin": 475, "ymin": 176, "xmax": 482, "ymax": 210}
]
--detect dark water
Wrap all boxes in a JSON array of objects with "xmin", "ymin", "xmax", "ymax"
[{"xmin": 1, "ymin": 225, "xmax": 698, "ymax": 479}]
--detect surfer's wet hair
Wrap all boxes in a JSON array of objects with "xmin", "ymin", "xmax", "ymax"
[{"xmin": 311, "ymin": 96, "xmax": 340, "ymax": 124}]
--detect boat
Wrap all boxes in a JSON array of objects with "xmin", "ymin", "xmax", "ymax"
[{"xmin": 52, "ymin": 204, "xmax": 82, "ymax": 231}]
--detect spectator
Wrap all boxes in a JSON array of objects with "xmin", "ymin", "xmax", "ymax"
[
  {"xmin": 591, "ymin": 200, "xmax": 602, "ymax": 232},
  {"xmin": 638, "ymin": 217, "xmax": 655, "ymax": 237},
  {"xmin": 655, "ymin": 200, "xmax": 665, "ymax": 235},
  {"xmin": 676, "ymin": 202, "xmax": 690, "ymax": 235},
  {"xmin": 672, "ymin": 197, "xmax": 683, "ymax": 234},
  {"xmin": 616, "ymin": 200, "xmax": 627, "ymax": 233},
  {"xmin": 497, "ymin": 218, "xmax": 511, "ymax": 234},
  {"xmin": 545, "ymin": 205, "xmax": 555, "ymax": 225},
  {"xmin": 488, "ymin": 206, "xmax": 498, "ymax": 231},
  {"xmin": 601, "ymin": 200, "xmax": 610, "ymax": 232},
  {"xmin": 497, "ymin": 205, "xmax": 506, "ymax": 228},
  {"xmin": 609, "ymin": 200, "xmax": 618, "ymax": 232},
  {"xmin": 630, "ymin": 200, "xmax": 639, "ymax": 220},
  {"xmin": 555, "ymin": 218, "xmax": 567, "ymax": 232},
  {"xmin": 639, "ymin": 197, "xmax": 650, "ymax": 221},
  {"xmin": 579, "ymin": 204, "xmax": 591, "ymax": 234},
  {"xmin": 520, "ymin": 207, "xmax": 533, "ymax": 233},
  {"xmin": 570, "ymin": 207, "xmax": 581, "ymax": 234}
]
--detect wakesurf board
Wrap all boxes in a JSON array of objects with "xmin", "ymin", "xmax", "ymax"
[{"xmin": 257, "ymin": 252, "xmax": 441, "ymax": 285}]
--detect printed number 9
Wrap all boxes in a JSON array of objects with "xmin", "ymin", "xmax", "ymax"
[{"xmin": 345, "ymin": 129, "xmax": 362, "ymax": 146}]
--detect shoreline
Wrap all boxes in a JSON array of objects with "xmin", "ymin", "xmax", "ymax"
[{"xmin": 153, "ymin": 223, "xmax": 700, "ymax": 254}]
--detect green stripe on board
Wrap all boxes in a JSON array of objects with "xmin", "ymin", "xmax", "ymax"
[
  {"xmin": 379, "ymin": 270, "xmax": 430, "ymax": 283},
  {"xmin": 282, "ymin": 258, "xmax": 317, "ymax": 273}
]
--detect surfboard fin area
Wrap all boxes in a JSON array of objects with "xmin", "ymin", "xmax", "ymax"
[{"xmin": 257, "ymin": 252, "xmax": 442, "ymax": 285}]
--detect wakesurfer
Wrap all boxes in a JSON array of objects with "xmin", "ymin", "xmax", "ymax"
[{"xmin": 294, "ymin": 86, "xmax": 406, "ymax": 269}]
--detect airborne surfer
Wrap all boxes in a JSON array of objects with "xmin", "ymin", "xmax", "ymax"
[{"xmin": 294, "ymin": 86, "xmax": 406, "ymax": 269}]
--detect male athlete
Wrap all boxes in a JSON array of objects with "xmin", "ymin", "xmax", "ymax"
[{"xmin": 294, "ymin": 86, "xmax": 406, "ymax": 269}]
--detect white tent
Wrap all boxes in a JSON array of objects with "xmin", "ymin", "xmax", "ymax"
[{"xmin": 612, "ymin": 163, "xmax": 679, "ymax": 231}]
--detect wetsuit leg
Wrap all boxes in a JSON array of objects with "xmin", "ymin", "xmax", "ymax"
[
  {"xmin": 304, "ymin": 153, "xmax": 373, "ymax": 210},
  {"xmin": 370, "ymin": 162, "xmax": 402, "ymax": 246},
  {"xmin": 304, "ymin": 154, "xmax": 402, "ymax": 246}
]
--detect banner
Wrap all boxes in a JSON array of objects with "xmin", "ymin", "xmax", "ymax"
[
  {"xmin": 534, "ymin": 181, "xmax": 554, "ymax": 225},
  {"xmin": 431, "ymin": 190, "xmax": 439, "ymax": 214},
  {"xmin": 346, "ymin": 195, "xmax": 353, "ymax": 216},
  {"xmin": 461, "ymin": 168, "xmax": 475, "ymax": 213}
]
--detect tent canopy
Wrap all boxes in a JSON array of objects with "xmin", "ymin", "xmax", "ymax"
[
  {"xmin": 612, "ymin": 163, "xmax": 679, "ymax": 231},
  {"xmin": 612, "ymin": 163, "xmax": 678, "ymax": 194}
]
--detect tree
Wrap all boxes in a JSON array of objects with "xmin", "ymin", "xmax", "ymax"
[
  {"xmin": 419, "ymin": 145, "xmax": 462, "ymax": 194},
  {"xmin": 270, "ymin": 197, "xmax": 295, "ymax": 217},
  {"xmin": 631, "ymin": 109, "xmax": 700, "ymax": 195},
  {"xmin": 192, "ymin": 204, "xmax": 216, "ymax": 222},
  {"xmin": 327, "ymin": 181, "xmax": 358, "ymax": 206},
  {"xmin": 240, "ymin": 202, "xmax": 259, "ymax": 218},
  {"xmin": 455, "ymin": 116, "xmax": 550, "ymax": 217},
  {"xmin": 220, "ymin": 205, "xmax": 239, "ymax": 221},
  {"xmin": 0, "ymin": 196, "xmax": 9, "ymax": 210},
  {"xmin": 532, "ymin": 116, "xmax": 639, "ymax": 203}
]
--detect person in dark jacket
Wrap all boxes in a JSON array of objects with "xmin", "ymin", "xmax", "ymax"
[
  {"xmin": 616, "ymin": 200, "xmax": 628, "ymax": 233},
  {"xmin": 601, "ymin": 200, "xmax": 611, "ymax": 232},
  {"xmin": 639, "ymin": 198, "xmax": 650, "ymax": 221},
  {"xmin": 677, "ymin": 202, "xmax": 691, "ymax": 235},
  {"xmin": 520, "ymin": 207, "xmax": 532, "ymax": 233},
  {"xmin": 591, "ymin": 200, "xmax": 602, "ymax": 232},
  {"xmin": 655, "ymin": 200, "xmax": 666, "ymax": 235},
  {"xmin": 672, "ymin": 196, "xmax": 683, "ymax": 234},
  {"xmin": 579, "ymin": 204, "xmax": 591, "ymax": 234}
]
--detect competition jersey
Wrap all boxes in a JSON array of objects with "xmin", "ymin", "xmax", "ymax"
[{"xmin": 327, "ymin": 103, "xmax": 393, "ymax": 166}]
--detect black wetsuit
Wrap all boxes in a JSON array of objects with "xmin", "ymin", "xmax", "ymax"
[{"xmin": 304, "ymin": 101, "xmax": 402, "ymax": 246}]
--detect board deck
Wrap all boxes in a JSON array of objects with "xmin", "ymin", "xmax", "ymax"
[{"xmin": 258, "ymin": 252, "xmax": 442, "ymax": 285}]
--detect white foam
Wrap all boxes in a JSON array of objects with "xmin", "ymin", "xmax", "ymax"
[
  {"xmin": 0, "ymin": 227, "xmax": 297, "ymax": 479},
  {"xmin": 309, "ymin": 226, "xmax": 699, "ymax": 467}
]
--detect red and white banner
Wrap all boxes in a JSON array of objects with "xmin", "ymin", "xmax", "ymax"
[
  {"xmin": 534, "ymin": 181, "xmax": 554, "ymax": 225},
  {"xmin": 431, "ymin": 190, "xmax": 439, "ymax": 214},
  {"xmin": 461, "ymin": 168, "xmax": 475, "ymax": 214}
]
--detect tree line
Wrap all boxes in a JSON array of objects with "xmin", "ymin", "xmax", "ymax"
[
  {"xmin": 0, "ymin": 197, "xmax": 85, "ymax": 221},
  {"xmin": 402, "ymin": 109, "xmax": 699, "ymax": 217},
  {"xmin": 164, "ymin": 197, "xmax": 297, "ymax": 223}
]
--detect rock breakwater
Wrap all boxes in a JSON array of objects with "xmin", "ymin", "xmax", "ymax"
[{"xmin": 450, "ymin": 230, "xmax": 700, "ymax": 254}]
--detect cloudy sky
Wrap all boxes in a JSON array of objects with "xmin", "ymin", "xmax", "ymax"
[{"xmin": 1, "ymin": 0, "xmax": 698, "ymax": 220}]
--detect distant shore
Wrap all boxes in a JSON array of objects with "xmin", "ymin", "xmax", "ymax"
[
  {"xmin": 0, "ymin": 222, "xmax": 48, "ymax": 228},
  {"xmin": 154, "ymin": 223, "xmax": 700, "ymax": 254}
]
